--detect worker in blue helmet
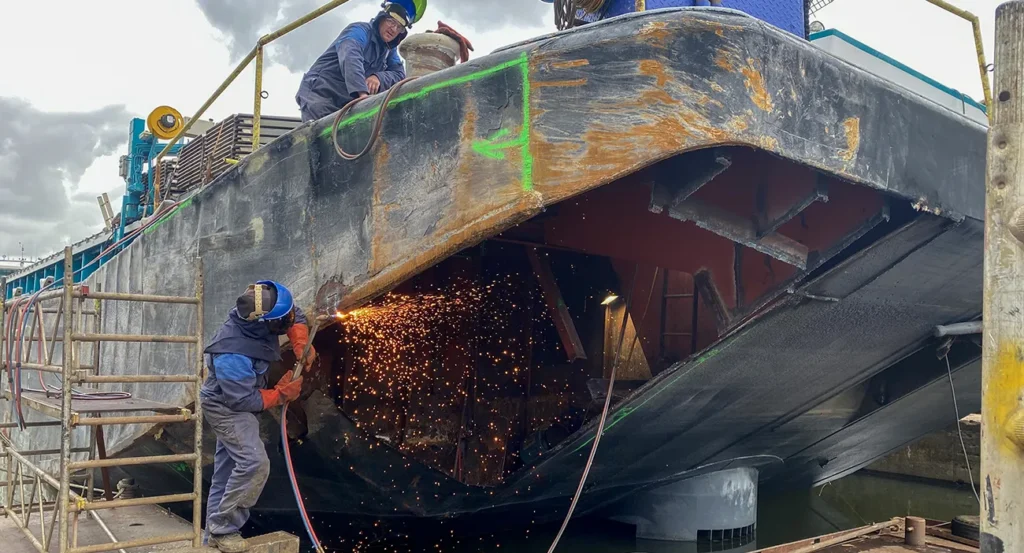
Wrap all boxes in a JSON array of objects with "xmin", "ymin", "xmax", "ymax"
[
  {"xmin": 200, "ymin": 281, "xmax": 317, "ymax": 552},
  {"xmin": 295, "ymin": 0, "xmax": 425, "ymax": 122}
]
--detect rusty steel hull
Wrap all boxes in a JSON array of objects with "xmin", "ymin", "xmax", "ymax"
[{"xmin": 114, "ymin": 8, "xmax": 985, "ymax": 522}]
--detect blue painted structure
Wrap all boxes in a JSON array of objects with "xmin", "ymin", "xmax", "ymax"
[
  {"xmin": 4, "ymin": 239, "xmax": 105, "ymax": 298},
  {"xmin": 540, "ymin": 0, "xmax": 807, "ymax": 37},
  {"xmin": 119, "ymin": 117, "xmax": 184, "ymax": 242},
  {"xmin": 4, "ymin": 118, "xmax": 184, "ymax": 299},
  {"xmin": 606, "ymin": 1, "xmax": 804, "ymax": 36}
]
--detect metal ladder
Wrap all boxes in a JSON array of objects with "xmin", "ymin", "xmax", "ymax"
[{"xmin": 0, "ymin": 246, "xmax": 204, "ymax": 553}]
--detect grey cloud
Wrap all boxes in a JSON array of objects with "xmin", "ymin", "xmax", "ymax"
[
  {"xmin": 430, "ymin": 0, "xmax": 550, "ymax": 28},
  {"xmin": 195, "ymin": 0, "xmax": 551, "ymax": 72},
  {"xmin": 194, "ymin": 0, "xmax": 280, "ymax": 62},
  {"xmin": 194, "ymin": 0, "xmax": 367, "ymax": 72},
  {"xmin": 0, "ymin": 98, "xmax": 130, "ymax": 257}
]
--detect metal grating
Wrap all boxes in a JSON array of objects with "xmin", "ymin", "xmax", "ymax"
[{"xmin": 808, "ymin": 0, "xmax": 836, "ymax": 15}]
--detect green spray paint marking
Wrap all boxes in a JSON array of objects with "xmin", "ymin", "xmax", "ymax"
[
  {"xmin": 472, "ymin": 129, "xmax": 518, "ymax": 160},
  {"xmin": 325, "ymin": 52, "xmax": 534, "ymax": 191},
  {"xmin": 143, "ymin": 196, "xmax": 194, "ymax": 236},
  {"xmin": 321, "ymin": 54, "xmax": 529, "ymax": 134},
  {"xmin": 519, "ymin": 56, "xmax": 534, "ymax": 191},
  {"xmin": 568, "ymin": 330, "xmax": 752, "ymax": 454}
]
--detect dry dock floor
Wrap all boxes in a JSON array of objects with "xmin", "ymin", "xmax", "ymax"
[{"xmin": 0, "ymin": 505, "xmax": 297, "ymax": 553}]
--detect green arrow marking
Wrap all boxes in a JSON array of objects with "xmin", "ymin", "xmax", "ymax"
[{"xmin": 472, "ymin": 128, "xmax": 526, "ymax": 160}]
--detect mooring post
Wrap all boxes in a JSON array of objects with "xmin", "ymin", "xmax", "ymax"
[{"xmin": 983, "ymin": 2, "xmax": 1024, "ymax": 551}]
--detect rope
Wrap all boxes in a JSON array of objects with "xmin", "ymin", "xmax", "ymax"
[
  {"xmin": 331, "ymin": 79, "xmax": 414, "ymax": 162},
  {"xmin": 945, "ymin": 354, "xmax": 980, "ymax": 504},
  {"xmin": 554, "ymin": 0, "xmax": 576, "ymax": 30},
  {"xmin": 546, "ymin": 265, "xmax": 659, "ymax": 553}
]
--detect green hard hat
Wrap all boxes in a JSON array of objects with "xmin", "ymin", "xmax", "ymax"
[
  {"xmin": 389, "ymin": 0, "xmax": 427, "ymax": 25},
  {"xmin": 411, "ymin": 0, "xmax": 427, "ymax": 24}
]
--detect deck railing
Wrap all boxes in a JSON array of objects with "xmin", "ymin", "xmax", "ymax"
[{"xmin": 150, "ymin": 0, "xmax": 354, "ymax": 208}]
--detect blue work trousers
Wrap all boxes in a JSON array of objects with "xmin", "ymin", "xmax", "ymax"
[{"xmin": 204, "ymin": 399, "xmax": 270, "ymax": 537}]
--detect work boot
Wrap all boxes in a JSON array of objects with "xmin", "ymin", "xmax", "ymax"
[{"xmin": 209, "ymin": 532, "xmax": 249, "ymax": 553}]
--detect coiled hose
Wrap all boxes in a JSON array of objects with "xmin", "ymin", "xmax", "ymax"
[
  {"xmin": 554, "ymin": 0, "xmax": 607, "ymax": 30},
  {"xmin": 331, "ymin": 78, "xmax": 414, "ymax": 162}
]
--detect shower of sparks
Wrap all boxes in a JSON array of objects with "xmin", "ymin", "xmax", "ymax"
[{"xmin": 330, "ymin": 273, "xmax": 583, "ymax": 486}]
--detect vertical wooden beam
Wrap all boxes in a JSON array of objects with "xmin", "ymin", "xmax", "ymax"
[
  {"xmin": 525, "ymin": 249, "xmax": 587, "ymax": 361},
  {"xmin": 983, "ymin": 3, "xmax": 1024, "ymax": 551}
]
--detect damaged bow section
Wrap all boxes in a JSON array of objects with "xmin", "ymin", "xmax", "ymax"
[{"xmin": 79, "ymin": 8, "xmax": 983, "ymax": 525}]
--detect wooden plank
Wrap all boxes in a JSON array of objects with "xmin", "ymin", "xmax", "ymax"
[{"xmin": 982, "ymin": 3, "xmax": 1024, "ymax": 549}]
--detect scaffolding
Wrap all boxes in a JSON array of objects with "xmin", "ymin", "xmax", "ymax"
[{"xmin": 0, "ymin": 247, "xmax": 204, "ymax": 553}]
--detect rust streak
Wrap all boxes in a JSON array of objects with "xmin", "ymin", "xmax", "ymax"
[
  {"xmin": 550, "ymin": 59, "xmax": 590, "ymax": 69},
  {"xmin": 533, "ymin": 78, "xmax": 588, "ymax": 89},
  {"xmin": 740, "ymin": 58, "xmax": 774, "ymax": 113},
  {"xmin": 370, "ymin": 141, "xmax": 390, "ymax": 271}
]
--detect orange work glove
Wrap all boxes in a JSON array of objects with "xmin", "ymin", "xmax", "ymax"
[
  {"xmin": 287, "ymin": 323, "xmax": 317, "ymax": 369},
  {"xmin": 430, "ymin": 21, "xmax": 474, "ymax": 63},
  {"xmin": 259, "ymin": 371, "xmax": 304, "ymax": 410}
]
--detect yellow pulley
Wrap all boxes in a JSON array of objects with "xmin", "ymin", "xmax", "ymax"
[{"xmin": 146, "ymin": 106, "xmax": 184, "ymax": 140}]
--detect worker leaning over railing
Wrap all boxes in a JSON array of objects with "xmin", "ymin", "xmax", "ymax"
[
  {"xmin": 200, "ymin": 281, "xmax": 317, "ymax": 553},
  {"xmin": 295, "ymin": 0, "xmax": 426, "ymax": 122}
]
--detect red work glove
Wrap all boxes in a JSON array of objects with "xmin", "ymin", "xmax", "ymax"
[
  {"xmin": 430, "ymin": 21, "xmax": 474, "ymax": 63},
  {"xmin": 287, "ymin": 323, "xmax": 317, "ymax": 369},
  {"xmin": 260, "ymin": 372, "xmax": 304, "ymax": 410}
]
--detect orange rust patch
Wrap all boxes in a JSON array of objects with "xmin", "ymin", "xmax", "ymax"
[
  {"xmin": 839, "ymin": 117, "xmax": 861, "ymax": 162},
  {"xmin": 638, "ymin": 59, "xmax": 669, "ymax": 88},
  {"xmin": 531, "ymin": 101, "xmax": 733, "ymax": 201},
  {"xmin": 640, "ymin": 87, "xmax": 678, "ymax": 107},
  {"xmin": 550, "ymin": 59, "xmax": 590, "ymax": 69},
  {"xmin": 454, "ymin": 106, "xmax": 479, "ymax": 218},
  {"xmin": 343, "ymin": 196, "xmax": 543, "ymax": 312},
  {"xmin": 533, "ymin": 78, "xmax": 588, "ymax": 89},
  {"xmin": 740, "ymin": 58, "xmax": 774, "ymax": 113},
  {"xmin": 758, "ymin": 136, "xmax": 780, "ymax": 151},
  {"xmin": 638, "ymin": 20, "xmax": 672, "ymax": 43},
  {"xmin": 714, "ymin": 50, "xmax": 736, "ymax": 72},
  {"xmin": 725, "ymin": 115, "xmax": 749, "ymax": 133}
]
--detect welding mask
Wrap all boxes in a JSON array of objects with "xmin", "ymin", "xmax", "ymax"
[{"xmin": 238, "ymin": 280, "xmax": 296, "ymax": 334}]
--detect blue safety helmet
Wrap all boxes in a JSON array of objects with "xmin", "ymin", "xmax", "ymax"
[{"xmin": 254, "ymin": 280, "xmax": 294, "ymax": 321}]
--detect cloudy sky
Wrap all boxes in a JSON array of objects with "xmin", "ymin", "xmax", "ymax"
[{"xmin": 0, "ymin": 0, "xmax": 1007, "ymax": 258}]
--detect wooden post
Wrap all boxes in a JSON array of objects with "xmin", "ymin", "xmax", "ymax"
[{"xmin": 983, "ymin": 2, "xmax": 1024, "ymax": 551}]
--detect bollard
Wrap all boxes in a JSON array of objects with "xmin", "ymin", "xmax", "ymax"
[
  {"xmin": 399, "ymin": 33, "xmax": 461, "ymax": 78},
  {"xmin": 905, "ymin": 516, "xmax": 926, "ymax": 546},
  {"xmin": 982, "ymin": 2, "xmax": 1024, "ymax": 552}
]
